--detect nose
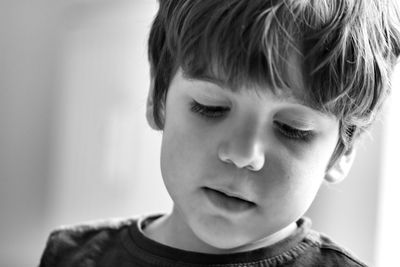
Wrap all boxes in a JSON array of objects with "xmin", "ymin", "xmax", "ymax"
[{"xmin": 217, "ymin": 123, "xmax": 265, "ymax": 172}]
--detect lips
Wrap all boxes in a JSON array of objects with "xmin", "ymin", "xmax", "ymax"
[{"xmin": 203, "ymin": 187, "xmax": 256, "ymax": 213}]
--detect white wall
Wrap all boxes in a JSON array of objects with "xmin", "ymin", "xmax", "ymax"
[
  {"xmin": 0, "ymin": 1, "xmax": 393, "ymax": 266},
  {"xmin": 306, "ymin": 124, "xmax": 382, "ymax": 266},
  {"xmin": 0, "ymin": 1, "xmax": 168, "ymax": 266},
  {"xmin": 0, "ymin": 1, "xmax": 64, "ymax": 266},
  {"xmin": 46, "ymin": 0, "xmax": 170, "ymax": 228},
  {"xmin": 375, "ymin": 64, "xmax": 400, "ymax": 267}
]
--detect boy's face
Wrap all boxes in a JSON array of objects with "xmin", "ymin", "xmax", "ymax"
[{"xmin": 159, "ymin": 69, "xmax": 340, "ymax": 251}]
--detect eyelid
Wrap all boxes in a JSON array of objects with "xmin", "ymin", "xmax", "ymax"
[
  {"xmin": 191, "ymin": 92, "xmax": 231, "ymax": 105},
  {"xmin": 274, "ymin": 118, "xmax": 314, "ymax": 131},
  {"xmin": 274, "ymin": 121, "xmax": 312, "ymax": 132},
  {"xmin": 191, "ymin": 99, "xmax": 230, "ymax": 109}
]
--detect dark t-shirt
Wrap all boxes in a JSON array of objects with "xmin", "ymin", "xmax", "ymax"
[{"xmin": 39, "ymin": 215, "xmax": 368, "ymax": 266}]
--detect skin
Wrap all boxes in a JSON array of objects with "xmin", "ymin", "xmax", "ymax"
[{"xmin": 144, "ymin": 69, "xmax": 341, "ymax": 254}]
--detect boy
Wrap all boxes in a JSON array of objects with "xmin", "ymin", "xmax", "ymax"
[{"xmin": 39, "ymin": 0, "xmax": 400, "ymax": 266}]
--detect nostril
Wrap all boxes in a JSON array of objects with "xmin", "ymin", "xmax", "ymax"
[
  {"xmin": 217, "ymin": 139, "xmax": 265, "ymax": 171},
  {"xmin": 246, "ymin": 164, "xmax": 256, "ymax": 171},
  {"xmin": 246, "ymin": 160, "xmax": 263, "ymax": 172},
  {"xmin": 221, "ymin": 156, "xmax": 264, "ymax": 172}
]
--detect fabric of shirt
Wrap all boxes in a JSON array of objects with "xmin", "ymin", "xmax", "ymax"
[{"xmin": 38, "ymin": 214, "xmax": 368, "ymax": 267}]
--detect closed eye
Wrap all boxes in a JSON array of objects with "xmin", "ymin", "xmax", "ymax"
[
  {"xmin": 190, "ymin": 100, "xmax": 230, "ymax": 119},
  {"xmin": 274, "ymin": 121, "xmax": 314, "ymax": 141}
]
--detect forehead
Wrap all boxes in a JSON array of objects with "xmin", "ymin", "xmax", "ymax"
[{"xmin": 180, "ymin": 54, "xmax": 313, "ymax": 108}]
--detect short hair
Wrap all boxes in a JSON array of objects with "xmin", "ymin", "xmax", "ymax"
[{"xmin": 148, "ymin": 0, "xmax": 400, "ymax": 167}]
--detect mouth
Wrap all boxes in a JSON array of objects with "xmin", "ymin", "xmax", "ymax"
[{"xmin": 203, "ymin": 187, "xmax": 256, "ymax": 213}]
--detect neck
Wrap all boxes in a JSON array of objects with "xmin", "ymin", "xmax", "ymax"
[{"xmin": 142, "ymin": 206, "xmax": 297, "ymax": 254}]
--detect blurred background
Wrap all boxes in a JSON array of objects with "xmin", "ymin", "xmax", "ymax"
[{"xmin": 0, "ymin": 1, "xmax": 399, "ymax": 266}]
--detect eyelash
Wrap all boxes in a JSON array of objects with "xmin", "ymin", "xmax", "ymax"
[
  {"xmin": 274, "ymin": 121, "xmax": 314, "ymax": 142},
  {"xmin": 190, "ymin": 100, "xmax": 314, "ymax": 142},
  {"xmin": 190, "ymin": 100, "xmax": 230, "ymax": 119}
]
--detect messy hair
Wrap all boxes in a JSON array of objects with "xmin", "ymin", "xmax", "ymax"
[{"xmin": 148, "ymin": 0, "xmax": 400, "ymax": 167}]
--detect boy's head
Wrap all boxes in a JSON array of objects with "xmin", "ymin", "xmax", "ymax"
[
  {"xmin": 148, "ymin": 0, "xmax": 400, "ymax": 167},
  {"xmin": 145, "ymin": 0, "xmax": 400, "ymax": 252}
]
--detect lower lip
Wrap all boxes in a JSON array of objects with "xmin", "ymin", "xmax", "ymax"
[{"xmin": 203, "ymin": 187, "xmax": 255, "ymax": 213}]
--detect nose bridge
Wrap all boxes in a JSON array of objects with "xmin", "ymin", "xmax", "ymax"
[
  {"xmin": 218, "ymin": 115, "xmax": 265, "ymax": 171},
  {"xmin": 234, "ymin": 117, "xmax": 259, "ymax": 149}
]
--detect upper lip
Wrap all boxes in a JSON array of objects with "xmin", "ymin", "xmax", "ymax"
[{"xmin": 207, "ymin": 187, "xmax": 255, "ymax": 204}]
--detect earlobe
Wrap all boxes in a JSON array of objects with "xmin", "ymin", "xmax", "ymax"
[
  {"xmin": 146, "ymin": 78, "xmax": 162, "ymax": 130},
  {"xmin": 324, "ymin": 148, "xmax": 356, "ymax": 183}
]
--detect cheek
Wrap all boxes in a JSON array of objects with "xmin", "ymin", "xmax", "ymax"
[
  {"xmin": 160, "ymin": 116, "xmax": 212, "ymax": 189},
  {"xmin": 253, "ymin": 148, "xmax": 328, "ymax": 209}
]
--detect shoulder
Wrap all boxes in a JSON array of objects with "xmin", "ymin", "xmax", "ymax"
[
  {"xmin": 304, "ymin": 230, "xmax": 369, "ymax": 267},
  {"xmin": 38, "ymin": 217, "xmax": 139, "ymax": 267}
]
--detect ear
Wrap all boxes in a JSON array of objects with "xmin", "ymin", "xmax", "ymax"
[
  {"xmin": 324, "ymin": 148, "xmax": 356, "ymax": 183},
  {"xmin": 146, "ymin": 78, "xmax": 162, "ymax": 130}
]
